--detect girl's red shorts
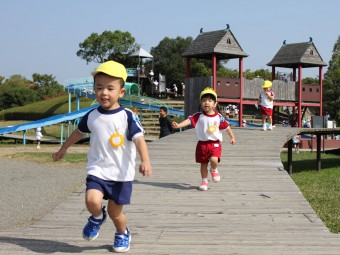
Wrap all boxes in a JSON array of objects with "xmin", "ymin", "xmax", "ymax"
[
  {"xmin": 195, "ymin": 140, "xmax": 221, "ymax": 164},
  {"xmin": 260, "ymin": 106, "xmax": 273, "ymax": 116}
]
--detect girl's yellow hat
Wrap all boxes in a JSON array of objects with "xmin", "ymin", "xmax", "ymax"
[
  {"xmin": 200, "ymin": 87, "xmax": 217, "ymax": 100},
  {"xmin": 262, "ymin": 80, "xmax": 272, "ymax": 88}
]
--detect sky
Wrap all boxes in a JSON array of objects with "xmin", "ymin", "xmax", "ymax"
[{"xmin": 1, "ymin": 0, "xmax": 339, "ymax": 84}]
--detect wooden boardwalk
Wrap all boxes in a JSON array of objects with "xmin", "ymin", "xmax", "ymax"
[{"xmin": 0, "ymin": 127, "xmax": 339, "ymax": 254}]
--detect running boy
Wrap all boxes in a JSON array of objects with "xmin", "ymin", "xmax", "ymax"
[
  {"xmin": 172, "ymin": 87, "xmax": 235, "ymax": 191},
  {"xmin": 257, "ymin": 80, "xmax": 275, "ymax": 131},
  {"xmin": 52, "ymin": 60, "xmax": 152, "ymax": 253}
]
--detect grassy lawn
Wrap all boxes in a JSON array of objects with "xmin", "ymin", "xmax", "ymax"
[
  {"xmin": 10, "ymin": 151, "xmax": 88, "ymax": 165},
  {"xmin": 0, "ymin": 94, "xmax": 94, "ymax": 121},
  {"xmin": 281, "ymin": 151, "xmax": 340, "ymax": 234}
]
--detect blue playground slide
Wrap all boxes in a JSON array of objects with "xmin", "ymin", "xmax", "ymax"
[
  {"xmin": 0, "ymin": 80, "xmax": 185, "ymax": 144},
  {"xmin": 0, "ymin": 105, "xmax": 98, "ymax": 139}
]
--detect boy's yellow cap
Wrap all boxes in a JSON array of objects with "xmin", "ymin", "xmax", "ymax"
[
  {"xmin": 91, "ymin": 60, "xmax": 127, "ymax": 82},
  {"xmin": 200, "ymin": 87, "xmax": 217, "ymax": 100},
  {"xmin": 262, "ymin": 80, "xmax": 272, "ymax": 88}
]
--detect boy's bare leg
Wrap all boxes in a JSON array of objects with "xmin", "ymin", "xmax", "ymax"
[
  {"xmin": 85, "ymin": 189, "xmax": 104, "ymax": 217},
  {"xmin": 108, "ymin": 200, "xmax": 126, "ymax": 233}
]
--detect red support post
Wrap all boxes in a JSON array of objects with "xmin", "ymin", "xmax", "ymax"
[
  {"xmin": 298, "ymin": 65, "xmax": 302, "ymax": 127},
  {"xmin": 271, "ymin": 66, "xmax": 275, "ymax": 81},
  {"xmin": 239, "ymin": 57, "xmax": 244, "ymax": 127},
  {"xmin": 319, "ymin": 67, "xmax": 323, "ymax": 116}
]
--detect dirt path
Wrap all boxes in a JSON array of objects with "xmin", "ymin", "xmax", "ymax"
[{"xmin": 0, "ymin": 144, "xmax": 89, "ymax": 230}]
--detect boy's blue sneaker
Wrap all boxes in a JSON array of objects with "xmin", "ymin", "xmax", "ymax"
[
  {"xmin": 82, "ymin": 206, "xmax": 107, "ymax": 241},
  {"xmin": 112, "ymin": 228, "xmax": 131, "ymax": 253}
]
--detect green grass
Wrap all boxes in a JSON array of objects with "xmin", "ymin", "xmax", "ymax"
[
  {"xmin": 11, "ymin": 152, "xmax": 88, "ymax": 164},
  {"xmin": 281, "ymin": 151, "xmax": 340, "ymax": 233},
  {"xmin": 0, "ymin": 94, "xmax": 94, "ymax": 121}
]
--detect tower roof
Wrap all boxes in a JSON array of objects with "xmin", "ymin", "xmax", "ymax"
[
  {"xmin": 267, "ymin": 40, "xmax": 327, "ymax": 68},
  {"xmin": 183, "ymin": 27, "xmax": 248, "ymax": 60}
]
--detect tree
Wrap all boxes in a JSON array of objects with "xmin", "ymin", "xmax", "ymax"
[
  {"xmin": 323, "ymin": 36, "xmax": 340, "ymax": 124},
  {"xmin": 32, "ymin": 73, "xmax": 64, "ymax": 99},
  {"xmin": 150, "ymin": 36, "xmax": 211, "ymax": 88},
  {"xmin": 0, "ymin": 75, "xmax": 39, "ymax": 110},
  {"xmin": 302, "ymin": 77, "xmax": 319, "ymax": 85},
  {"xmin": 217, "ymin": 68, "xmax": 239, "ymax": 78},
  {"xmin": 254, "ymin": 69, "xmax": 272, "ymax": 80},
  {"xmin": 76, "ymin": 30, "xmax": 139, "ymax": 65}
]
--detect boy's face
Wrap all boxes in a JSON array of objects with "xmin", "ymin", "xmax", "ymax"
[
  {"xmin": 159, "ymin": 109, "xmax": 166, "ymax": 117},
  {"xmin": 94, "ymin": 73, "xmax": 126, "ymax": 110},
  {"xmin": 263, "ymin": 87, "xmax": 270, "ymax": 92}
]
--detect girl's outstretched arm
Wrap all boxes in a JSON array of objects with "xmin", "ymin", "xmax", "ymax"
[{"xmin": 172, "ymin": 119, "xmax": 191, "ymax": 129}]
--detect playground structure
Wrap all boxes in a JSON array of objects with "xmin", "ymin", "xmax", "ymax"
[
  {"xmin": 182, "ymin": 25, "xmax": 327, "ymax": 128},
  {"xmin": 127, "ymin": 48, "xmax": 167, "ymax": 97}
]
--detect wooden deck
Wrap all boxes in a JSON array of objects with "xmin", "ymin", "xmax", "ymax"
[{"xmin": 0, "ymin": 127, "xmax": 339, "ymax": 254}]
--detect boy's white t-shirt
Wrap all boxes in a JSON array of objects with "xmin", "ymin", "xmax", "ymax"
[
  {"xmin": 188, "ymin": 111, "xmax": 230, "ymax": 141},
  {"xmin": 78, "ymin": 106, "xmax": 144, "ymax": 182}
]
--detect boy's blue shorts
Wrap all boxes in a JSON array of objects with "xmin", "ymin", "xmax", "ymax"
[{"xmin": 86, "ymin": 175, "xmax": 132, "ymax": 205}]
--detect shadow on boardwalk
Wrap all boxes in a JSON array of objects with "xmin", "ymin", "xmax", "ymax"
[{"xmin": 0, "ymin": 127, "xmax": 339, "ymax": 255}]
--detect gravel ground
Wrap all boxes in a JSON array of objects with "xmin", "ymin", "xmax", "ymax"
[{"xmin": 0, "ymin": 145, "xmax": 88, "ymax": 230}]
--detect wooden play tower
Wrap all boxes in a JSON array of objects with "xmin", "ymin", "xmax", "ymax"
[
  {"xmin": 183, "ymin": 25, "xmax": 327, "ymax": 127},
  {"xmin": 267, "ymin": 39, "xmax": 327, "ymax": 127}
]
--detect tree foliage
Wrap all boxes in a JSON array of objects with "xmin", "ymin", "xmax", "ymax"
[
  {"xmin": 32, "ymin": 73, "xmax": 64, "ymax": 98},
  {"xmin": 323, "ymin": 36, "xmax": 340, "ymax": 124},
  {"xmin": 0, "ymin": 74, "xmax": 64, "ymax": 110},
  {"xmin": 0, "ymin": 75, "xmax": 38, "ymax": 109},
  {"xmin": 302, "ymin": 77, "xmax": 319, "ymax": 85},
  {"xmin": 150, "ymin": 36, "xmax": 222, "ymax": 87},
  {"xmin": 150, "ymin": 36, "xmax": 192, "ymax": 87},
  {"xmin": 76, "ymin": 30, "xmax": 139, "ymax": 65}
]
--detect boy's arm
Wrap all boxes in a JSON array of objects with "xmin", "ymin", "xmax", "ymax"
[
  {"xmin": 167, "ymin": 116, "xmax": 174, "ymax": 133},
  {"xmin": 134, "ymin": 136, "xmax": 152, "ymax": 177},
  {"xmin": 226, "ymin": 127, "xmax": 236, "ymax": 145},
  {"xmin": 52, "ymin": 129, "xmax": 84, "ymax": 161},
  {"xmin": 173, "ymin": 119, "xmax": 191, "ymax": 129}
]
